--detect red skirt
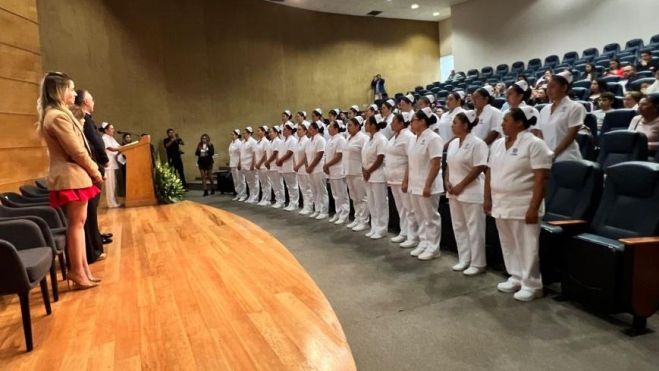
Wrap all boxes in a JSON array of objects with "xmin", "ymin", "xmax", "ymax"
[{"xmin": 49, "ymin": 185, "xmax": 101, "ymax": 208}]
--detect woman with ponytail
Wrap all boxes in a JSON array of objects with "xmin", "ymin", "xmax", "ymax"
[
  {"xmin": 361, "ymin": 114, "xmax": 389, "ymax": 239},
  {"xmin": 265, "ymin": 126, "xmax": 285, "ymax": 208},
  {"xmin": 277, "ymin": 122, "xmax": 299, "ymax": 211},
  {"xmin": 446, "ymin": 111, "xmax": 488, "ymax": 275},
  {"xmin": 403, "ymin": 108, "xmax": 444, "ymax": 261},
  {"xmin": 294, "ymin": 112, "xmax": 315, "ymax": 215},
  {"xmin": 254, "ymin": 125, "xmax": 272, "ymax": 206},
  {"xmin": 484, "ymin": 107, "xmax": 553, "ymax": 301}
]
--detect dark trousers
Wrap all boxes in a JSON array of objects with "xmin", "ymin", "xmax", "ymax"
[
  {"xmin": 85, "ymin": 188, "xmax": 104, "ymax": 263},
  {"xmin": 168, "ymin": 156, "xmax": 187, "ymax": 187}
]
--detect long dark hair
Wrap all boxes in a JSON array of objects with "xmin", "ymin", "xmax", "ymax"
[{"xmin": 507, "ymin": 108, "xmax": 538, "ymax": 129}]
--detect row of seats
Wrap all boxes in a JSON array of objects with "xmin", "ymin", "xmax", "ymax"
[{"xmin": 0, "ymin": 182, "xmax": 69, "ymax": 352}]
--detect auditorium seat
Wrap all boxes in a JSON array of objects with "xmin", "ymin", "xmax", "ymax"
[
  {"xmin": 563, "ymin": 51, "xmax": 579, "ymax": 65},
  {"xmin": 629, "ymin": 77, "xmax": 656, "ymax": 91},
  {"xmin": 535, "ymin": 103, "xmax": 548, "ymax": 112},
  {"xmin": 577, "ymin": 132, "xmax": 596, "ymax": 161},
  {"xmin": 619, "ymin": 55, "xmax": 636, "ymax": 67},
  {"xmin": 573, "ymin": 80, "xmax": 591, "ymax": 90},
  {"xmin": 540, "ymin": 160, "xmax": 603, "ymax": 284},
  {"xmin": 527, "ymin": 58, "xmax": 542, "ymax": 71},
  {"xmin": 572, "ymin": 87, "xmax": 588, "ymax": 101},
  {"xmin": 561, "ymin": 161, "xmax": 659, "ymax": 332},
  {"xmin": 601, "ymin": 75, "xmax": 621, "ymax": 84},
  {"xmin": 612, "ymin": 96, "xmax": 625, "ymax": 109},
  {"xmin": 582, "ymin": 47, "xmax": 600, "ymax": 61},
  {"xmin": 491, "ymin": 97, "xmax": 506, "ymax": 110},
  {"xmin": 544, "ymin": 55, "xmax": 560, "ymax": 69},
  {"xmin": 584, "ymin": 113, "xmax": 599, "ymax": 145},
  {"xmin": 414, "ymin": 86, "xmax": 424, "ymax": 92},
  {"xmin": 511, "ymin": 61, "xmax": 525, "ymax": 74},
  {"xmin": 577, "ymin": 101, "xmax": 593, "ymax": 112},
  {"xmin": 1, "ymin": 193, "xmax": 50, "ymax": 208},
  {"xmin": 597, "ymin": 131, "xmax": 648, "ymax": 169},
  {"xmin": 467, "ymin": 69, "xmax": 480, "ymax": 79},
  {"xmin": 601, "ymin": 109, "xmax": 637, "ymax": 133},
  {"xmin": 19, "ymin": 185, "xmax": 48, "ymax": 199},
  {"xmin": 0, "ymin": 219, "xmax": 54, "ymax": 352},
  {"xmin": 495, "ymin": 64, "xmax": 509, "ymax": 77},
  {"xmin": 35, "ymin": 179, "xmax": 48, "ymax": 190},
  {"xmin": 481, "ymin": 66, "xmax": 494, "ymax": 79},
  {"xmin": 624, "ymin": 38, "xmax": 644, "ymax": 54},
  {"xmin": 603, "ymin": 43, "xmax": 621, "ymax": 56},
  {"xmin": 637, "ymin": 71, "xmax": 655, "ymax": 78}
]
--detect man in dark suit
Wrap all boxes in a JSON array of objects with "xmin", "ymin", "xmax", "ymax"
[
  {"xmin": 164, "ymin": 128, "xmax": 188, "ymax": 188},
  {"xmin": 75, "ymin": 89, "xmax": 111, "ymax": 263}
]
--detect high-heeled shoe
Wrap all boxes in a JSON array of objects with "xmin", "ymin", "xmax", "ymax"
[
  {"xmin": 88, "ymin": 276, "xmax": 102, "ymax": 283},
  {"xmin": 67, "ymin": 274, "xmax": 99, "ymax": 290}
]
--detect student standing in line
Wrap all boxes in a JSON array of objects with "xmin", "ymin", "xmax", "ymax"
[
  {"xmin": 305, "ymin": 122, "xmax": 329, "ymax": 220},
  {"xmin": 361, "ymin": 114, "xmax": 389, "ymax": 240},
  {"xmin": 324, "ymin": 120, "xmax": 350, "ymax": 224},
  {"xmin": 436, "ymin": 92, "xmax": 466, "ymax": 147},
  {"xmin": 445, "ymin": 111, "xmax": 488, "ymax": 275},
  {"xmin": 240, "ymin": 126, "xmax": 260, "ymax": 204},
  {"xmin": 277, "ymin": 122, "xmax": 299, "ymax": 211},
  {"xmin": 485, "ymin": 107, "xmax": 553, "ymax": 301},
  {"xmin": 385, "ymin": 112, "xmax": 417, "ymax": 247},
  {"xmin": 254, "ymin": 125, "xmax": 272, "ymax": 206},
  {"xmin": 265, "ymin": 126, "xmax": 285, "ymax": 208},
  {"xmin": 344, "ymin": 117, "xmax": 371, "ymax": 232},
  {"xmin": 471, "ymin": 86, "xmax": 503, "ymax": 145},
  {"xmin": 402, "ymin": 108, "xmax": 444, "ymax": 261},
  {"xmin": 229, "ymin": 129, "xmax": 247, "ymax": 201},
  {"xmin": 294, "ymin": 113, "xmax": 314, "ymax": 215},
  {"xmin": 380, "ymin": 99, "xmax": 397, "ymax": 139}
]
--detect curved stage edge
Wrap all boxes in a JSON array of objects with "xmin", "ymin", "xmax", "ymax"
[{"xmin": 0, "ymin": 201, "xmax": 356, "ymax": 371}]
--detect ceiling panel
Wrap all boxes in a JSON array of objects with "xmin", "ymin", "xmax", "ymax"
[{"xmin": 263, "ymin": 0, "xmax": 469, "ymax": 22}]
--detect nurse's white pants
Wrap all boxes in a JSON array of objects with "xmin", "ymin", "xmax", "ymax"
[
  {"xmin": 297, "ymin": 173, "xmax": 314, "ymax": 211},
  {"xmin": 105, "ymin": 169, "xmax": 120, "ymax": 208},
  {"xmin": 495, "ymin": 218, "xmax": 542, "ymax": 291},
  {"xmin": 410, "ymin": 194, "xmax": 441, "ymax": 250},
  {"xmin": 244, "ymin": 170, "xmax": 259, "ymax": 202},
  {"xmin": 390, "ymin": 184, "xmax": 417, "ymax": 240},
  {"xmin": 366, "ymin": 182, "xmax": 389, "ymax": 236},
  {"xmin": 345, "ymin": 175, "xmax": 369, "ymax": 225},
  {"xmin": 268, "ymin": 170, "xmax": 285, "ymax": 204},
  {"xmin": 449, "ymin": 199, "xmax": 486, "ymax": 268},
  {"xmin": 257, "ymin": 169, "xmax": 271, "ymax": 202},
  {"xmin": 309, "ymin": 172, "xmax": 329, "ymax": 214},
  {"xmin": 231, "ymin": 167, "xmax": 246, "ymax": 198},
  {"xmin": 329, "ymin": 178, "xmax": 350, "ymax": 221},
  {"xmin": 281, "ymin": 172, "xmax": 299, "ymax": 207}
]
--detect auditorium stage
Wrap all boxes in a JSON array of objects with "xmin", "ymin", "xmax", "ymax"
[{"xmin": 0, "ymin": 202, "xmax": 355, "ymax": 370}]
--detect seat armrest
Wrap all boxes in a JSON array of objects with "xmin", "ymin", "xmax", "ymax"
[
  {"xmin": 0, "ymin": 220, "xmax": 48, "ymax": 251},
  {"xmin": 621, "ymin": 236, "xmax": 659, "ymax": 318},
  {"xmin": 547, "ymin": 220, "xmax": 589, "ymax": 236}
]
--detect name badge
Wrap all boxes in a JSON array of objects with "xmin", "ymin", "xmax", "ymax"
[{"xmin": 511, "ymin": 148, "xmax": 519, "ymax": 156}]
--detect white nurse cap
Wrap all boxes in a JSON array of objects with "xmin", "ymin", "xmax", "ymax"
[
  {"xmin": 233, "ymin": 129, "xmax": 240, "ymax": 135},
  {"xmin": 402, "ymin": 111, "xmax": 412, "ymax": 123},
  {"xmin": 298, "ymin": 121, "xmax": 310, "ymax": 130},
  {"xmin": 368, "ymin": 104, "xmax": 379, "ymax": 112},
  {"xmin": 425, "ymin": 95, "xmax": 436, "ymax": 104},
  {"xmin": 298, "ymin": 111, "xmax": 307, "ymax": 118},
  {"xmin": 384, "ymin": 99, "xmax": 396, "ymax": 108},
  {"xmin": 520, "ymin": 106, "xmax": 539, "ymax": 121},
  {"xmin": 514, "ymin": 80, "xmax": 529, "ymax": 92},
  {"xmin": 374, "ymin": 114, "xmax": 385, "ymax": 124},
  {"xmin": 283, "ymin": 110, "xmax": 292, "ymax": 118},
  {"xmin": 420, "ymin": 107, "xmax": 433, "ymax": 119},
  {"xmin": 284, "ymin": 121, "xmax": 296, "ymax": 131},
  {"xmin": 245, "ymin": 126, "xmax": 254, "ymax": 134},
  {"xmin": 350, "ymin": 105, "xmax": 360, "ymax": 113},
  {"xmin": 464, "ymin": 110, "xmax": 478, "ymax": 123},
  {"xmin": 313, "ymin": 108, "xmax": 323, "ymax": 116},
  {"xmin": 482, "ymin": 84, "xmax": 495, "ymax": 96},
  {"xmin": 556, "ymin": 70, "xmax": 573, "ymax": 84},
  {"xmin": 354, "ymin": 116, "xmax": 365, "ymax": 126}
]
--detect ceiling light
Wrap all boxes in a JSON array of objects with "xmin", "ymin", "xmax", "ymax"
[
  {"xmin": 411, "ymin": 4, "xmax": 419, "ymax": 10},
  {"xmin": 433, "ymin": 12, "xmax": 440, "ymax": 16}
]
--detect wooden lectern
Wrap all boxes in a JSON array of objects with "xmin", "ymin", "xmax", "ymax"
[{"xmin": 119, "ymin": 135, "xmax": 158, "ymax": 208}]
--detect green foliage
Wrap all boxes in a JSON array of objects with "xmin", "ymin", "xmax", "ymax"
[{"xmin": 155, "ymin": 162, "xmax": 185, "ymax": 204}]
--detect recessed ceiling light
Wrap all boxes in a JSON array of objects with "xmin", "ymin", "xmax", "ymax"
[
  {"xmin": 433, "ymin": 12, "xmax": 440, "ymax": 16},
  {"xmin": 411, "ymin": 4, "xmax": 419, "ymax": 10}
]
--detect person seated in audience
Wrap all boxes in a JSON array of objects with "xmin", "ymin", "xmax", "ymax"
[
  {"xmin": 494, "ymin": 82, "xmax": 506, "ymax": 98},
  {"xmin": 517, "ymin": 74, "xmax": 529, "ymax": 83},
  {"xmin": 446, "ymin": 70, "xmax": 456, "ymax": 82},
  {"xmin": 606, "ymin": 58, "xmax": 623, "ymax": 77},
  {"xmin": 628, "ymin": 95, "xmax": 659, "ymax": 152},
  {"xmin": 647, "ymin": 70, "xmax": 659, "ymax": 94},
  {"xmin": 640, "ymin": 82, "xmax": 652, "ymax": 95},
  {"xmin": 637, "ymin": 49, "xmax": 659, "ymax": 73},
  {"xmin": 621, "ymin": 65, "xmax": 641, "ymax": 93},
  {"xmin": 623, "ymin": 91, "xmax": 644, "ymax": 110},
  {"xmin": 584, "ymin": 63, "xmax": 599, "ymax": 80},
  {"xmin": 592, "ymin": 92, "xmax": 616, "ymax": 130},
  {"xmin": 534, "ymin": 68, "xmax": 553, "ymax": 88},
  {"xmin": 588, "ymin": 79, "xmax": 608, "ymax": 108},
  {"xmin": 530, "ymin": 86, "xmax": 548, "ymax": 105}
]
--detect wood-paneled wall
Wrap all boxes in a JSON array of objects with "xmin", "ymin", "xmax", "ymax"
[{"xmin": 0, "ymin": 0, "xmax": 46, "ymax": 193}]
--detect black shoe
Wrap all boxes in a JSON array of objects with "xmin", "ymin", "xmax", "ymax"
[
  {"xmin": 101, "ymin": 233, "xmax": 113, "ymax": 239},
  {"xmin": 203, "ymin": 190, "xmax": 209, "ymax": 197},
  {"xmin": 211, "ymin": 189, "xmax": 216, "ymax": 195},
  {"xmin": 102, "ymin": 237, "xmax": 113, "ymax": 244}
]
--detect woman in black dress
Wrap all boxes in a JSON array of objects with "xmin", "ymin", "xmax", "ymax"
[{"xmin": 196, "ymin": 133, "xmax": 215, "ymax": 196}]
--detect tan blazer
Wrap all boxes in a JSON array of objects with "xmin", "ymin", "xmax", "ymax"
[{"xmin": 41, "ymin": 106, "xmax": 102, "ymax": 190}]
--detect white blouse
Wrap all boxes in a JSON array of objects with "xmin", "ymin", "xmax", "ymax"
[
  {"xmin": 407, "ymin": 128, "xmax": 444, "ymax": 195},
  {"xmin": 228, "ymin": 139, "xmax": 242, "ymax": 168},
  {"xmin": 361, "ymin": 131, "xmax": 388, "ymax": 183},
  {"xmin": 267, "ymin": 137, "xmax": 282, "ymax": 171},
  {"xmin": 538, "ymin": 96, "xmax": 586, "ymax": 162},
  {"xmin": 240, "ymin": 137, "xmax": 257, "ymax": 169},
  {"xmin": 488, "ymin": 131, "xmax": 554, "ymax": 219},
  {"xmin": 294, "ymin": 135, "xmax": 309, "ymax": 174},
  {"xmin": 436, "ymin": 107, "xmax": 465, "ymax": 143},
  {"xmin": 446, "ymin": 133, "xmax": 488, "ymax": 204},
  {"xmin": 102, "ymin": 134, "xmax": 121, "ymax": 170},
  {"xmin": 305, "ymin": 134, "xmax": 326, "ymax": 175},
  {"xmin": 472, "ymin": 104, "xmax": 503, "ymax": 142},
  {"xmin": 343, "ymin": 131, "xmax": 368, "ymax": 176},
  {"xmin": 385, "ymin": 128, "xmax": 414, "ymax": 185},
  {"xmin": 254, "ymin": 138, "xmax": 269, "ymax": 170},
  {"xmin": 326, "ymin": 134, "xmax": 347, "ymax": 179},
  {"xmin": 279, "ymin": 135, "xmax": 298, "ymax": 174}
]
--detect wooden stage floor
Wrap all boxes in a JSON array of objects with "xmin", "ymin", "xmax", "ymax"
[{"xmin": 0, "ymin": 201, "xmax": 355, "ymax": 370}]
